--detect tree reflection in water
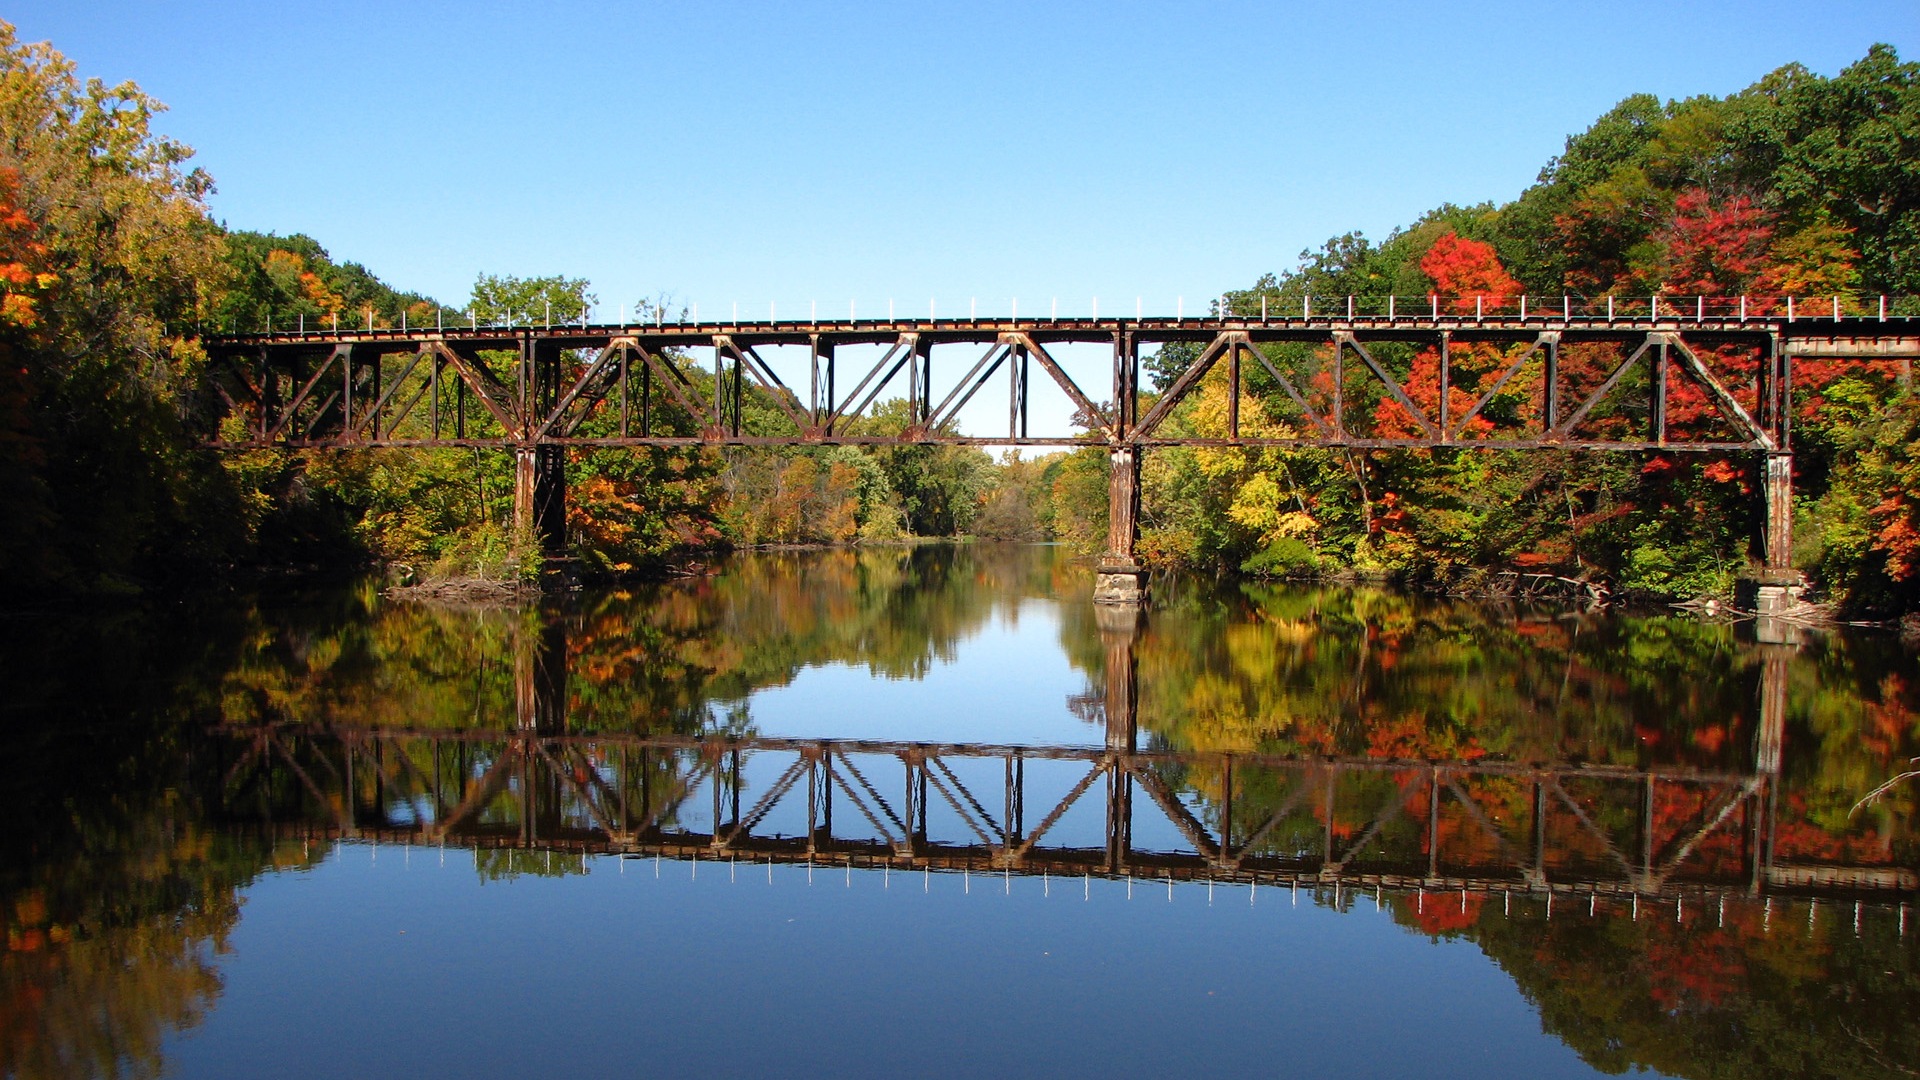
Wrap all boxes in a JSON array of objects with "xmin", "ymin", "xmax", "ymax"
[{"xmin": 2, "ymin": 545, "xmax": 1916, "ymax": 1078}]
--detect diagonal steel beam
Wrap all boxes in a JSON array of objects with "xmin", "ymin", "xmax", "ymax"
[
  {"xmin": 924, "ymin": 758, "xmax": 1003, "ymax": 846},
  {"xmin": 379, "ymin": 350, "xmax": 447, "ymax": 441},
  {"xmin": 1341, "ymin": 332, "xmax": 1439, "ymax": 440},
  {"xmin": 1450, "ymin": 332, "xmax": 1555, "ymax": 439},
  {"xmin": 1328, "ymin": 769, "xmax": 1426, "ymax": 868},
  {"xmin": 1133, "ymin": 333, "xmax": 1233, "ymax": 438},
  {"xmin": 1653, "ymin": 778, "xmax": 1764, "ymax": 880},
  {"xmin": 346, "ymin": 348, "xmax": 428, "ymax": 441},
  {"xmin": 1128, "ymin": 763, "xmax": 1222, "ymax": 861},
  {"xmin": 264, "ymin": 345, "xmax": 350, "ymax": 442},
  {"xmin": 925, "ymin": 340, "xmax": 1012, "ymax": 432},
  {"xmin": 1227, "ymin": 767, "xmax": 1319, "ymax": 865},
  {"xmin": 632, "ymin": 345, "xmax": 715, "ymax": 436},
  {"xmin": 1012, "ymin": 761, "xmax": 1109, "ymax": 859},
  {"xmin": 826, "ymin": 752, "xmax": 908, "ymax": 850},
  {"xmin": 430, "ymin": 342, "xmax": 526, "ymax": 438},
  {"xmin": 268, "ymin": 732, "xmax": 353, "ymax": 832},
  {"xmin": 1443, "ymin": 775, "xmax": 1531, "ymax": 866},
  {"xmin": 1544, "ymin": 777, "xmax": 1638, "ymax": 877},
  {"xmin": 430, "ymin": 747, "xmax": 525, "ymax": 842},
  {"xmin": 1548, "ymin": 337, "xmax": 1656, "ymax": 440},
  {"xmin": 540, "ymin": 338, "xmax": 634, "ymax": 438},
  {"xmin": 221, "ymin": 734, "xmax": 272, "ymax": 794},
  {"xmin": 718, "ymin": 338, "xmax": 815, "ymax": 434},
  {"xmin": 1663, "ymin": 335, "xmax": 1775, "ymax": 449},
  {"xmin": 530, "ymin": 741, "xmax": 625, "ymax": 838},
  {"xmin": 1011, "ymin": 334, "xmax": 1113, "ymax": 438},
  {"xmin": 833, "ymin": 751, "xmax": 910, "ymax": 838},
  {"xmin": 1236, "ymin": 336, "xmax": 1336, "ymax": 440},
  {"xmin": 827, "ymin": 335, "xmax": 918, "ymax": 432},
  {"xmin": 723, "ymin": 757, "xmax": 811, "ymax": 846}
]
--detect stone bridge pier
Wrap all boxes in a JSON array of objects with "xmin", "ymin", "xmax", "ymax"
[{"xmin": 1094, "ymin": 446, "xmax": 1148, "ymax": 605}]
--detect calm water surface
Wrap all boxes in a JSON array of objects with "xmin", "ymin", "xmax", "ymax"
[{"xmin": 3, "ymin": 544, "xmax": 1917, "ymax": 1078}]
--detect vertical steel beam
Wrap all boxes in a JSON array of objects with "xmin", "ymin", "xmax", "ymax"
[
  {"xmin": 1531, "ymin": 778, "xmax": 1547, "ymax": 883},
  {"xmin": 1427, "ymin": 768, "xmax": 1441, "ymax": 879},
  {"xmin": 1009, "ymin": 343, "xmax": 1028, "ymax": 440},
  {"xmin": 1330, "ymin": 335, "xmax": 1346, "ymax": 439},
  {"xmin": 1640, "ymin": 773, "xmax": 1656, "ymax": 884},
  {"xmin": 1654, "ymin": 337, "xmax": 1669, "ymax": 447},
  {"xmin": 1106, "ymin": 762, "xmax": 1131, "ymax": 875},
  {"xmin": 1756, "ymin": 648, "xmax": 1789, "ymax": 777},
  {"xmin": 1222, "ymin": 756, "xmax": 1234, "ymax": 854},
  {"xmin": 257, "ymin": 346, "xmax": 272, "ymax": 443},
  {"xmin": 342, "ymin": 345, "xmax": 356, "ymax": 441},
  {"xmin": 732, "ymin": 346, "xmax": 745, "ymax": 435},
  {"xmin": 1322, "ymin": 770, "xmax": 1337, "ymax": 868},
  {"xmin": 640, "ymin": 354, "xmax": 652, "ymax": 438},
  {"xmin": 1543, "ymin": 337, "xmax": 1559, "ymax": 432},
  {"xmin": 809, "ymin": 334, "xmax": 825, "ymax": 427},
  {"xmin": 806, "ymin": 754, "xmax": 818, "ymax": 854},
  {"xmin": 1227, "ymin": 340, "xmax": 1241, "ymax": 438}
]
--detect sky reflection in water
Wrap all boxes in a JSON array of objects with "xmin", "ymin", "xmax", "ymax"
[{"xmin": 3, "ymin": 544, "xmax": 1917, "ymax": 1079}]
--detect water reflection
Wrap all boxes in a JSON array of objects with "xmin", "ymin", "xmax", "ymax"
[{"xmin": 3, "ymin": 544, "xmax": 1918, "ymax": 1079}]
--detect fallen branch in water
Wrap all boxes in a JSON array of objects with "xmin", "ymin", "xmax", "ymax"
[
  {"xmin": 1850, "ymin": 758, "xmax": 1920, "ymax": 819},
  {"xmin": 384, "ymin": 577, "xmax": 531, "ymax": 604},
  {"xmin": 1469, "ymin": 570, "xmax": 1611, "ymax": 606}
]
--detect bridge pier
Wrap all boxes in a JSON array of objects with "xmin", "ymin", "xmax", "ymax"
[
  {"xmin": 1097, "ymin": 602, "xmax": 1141, "ymax": 753},
  {"xmin": 1762, "ymin": 451, "xmax": 1794, "ymax": 575},
  {"xmin": 513, "ymin": 445, "xmax": 568, "ymax": 555},
  {"xmin": 1094, "ymin": 446, "xmax": 1147, "ymax": 605}
]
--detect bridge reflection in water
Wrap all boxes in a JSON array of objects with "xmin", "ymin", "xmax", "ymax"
[{"xmin": 206, "ymin": 615, "xmax": 1915, "ymax": 910}]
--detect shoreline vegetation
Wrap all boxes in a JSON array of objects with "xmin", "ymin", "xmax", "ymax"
[{"xmin": 1, "ymin": 24, "xmax": 1917, "ymax": 623}]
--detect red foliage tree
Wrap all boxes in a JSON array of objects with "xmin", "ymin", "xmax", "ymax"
[
  {"xmin": 1375, "ymin": 233, "xmax": 1527, "ymax": 436},
  {"xmin": 1421, "ymin": 232, "xmax": 1523, "ymax": 313},
  {"xmin": 1652, "ymin": 189, "xmax": 1773, "ymax": 296}
]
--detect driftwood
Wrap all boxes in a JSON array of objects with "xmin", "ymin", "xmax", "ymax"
[
  {"xmin": 1458, "ymin": 570, "xmax": 1611, "ymax": 607},
  {"xmin": 384, "ymin": 577, "xmax": 531, "ymax": 604}
]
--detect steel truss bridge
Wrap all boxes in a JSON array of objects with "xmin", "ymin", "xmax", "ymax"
[
  {"xmin": 201, "ymin": 306, "xmax": 1920, "ymax": 585},
  {"xmin": 199, "ymin": 309, "xmax": 1920, "ymax": 452}
]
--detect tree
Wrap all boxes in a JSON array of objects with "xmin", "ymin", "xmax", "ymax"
[
  {"xmin": 0, "ymin": 22, "xmax": 239, "ymax": 593},
  {"xmin": 467, "ymin": 272, "xmax": 594, "ymax": 325}
]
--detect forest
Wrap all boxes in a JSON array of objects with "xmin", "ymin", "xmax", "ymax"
[{"xmin": 0, "ymin": 23, "xmax": 1916, "ymax": 614}]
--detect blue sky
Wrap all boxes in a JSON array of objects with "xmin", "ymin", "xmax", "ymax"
[{"xmin": 11, "ymin": 1, "xmax": 1916, "ymax": 319}]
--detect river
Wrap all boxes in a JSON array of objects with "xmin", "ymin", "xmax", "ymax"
[{"xmin": 2, "ymin": 543, "xmax": 1915, "ymax": 1078}]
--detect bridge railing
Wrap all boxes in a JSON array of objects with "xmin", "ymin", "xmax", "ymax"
[{"xmin": 219, "ymin": 294, "xmax": 1920, "ymax": 336}]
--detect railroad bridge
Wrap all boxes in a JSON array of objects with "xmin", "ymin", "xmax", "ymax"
[{"xmin": 200, "ymin": 299, "xmax": 1920, "ymax": 601}]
